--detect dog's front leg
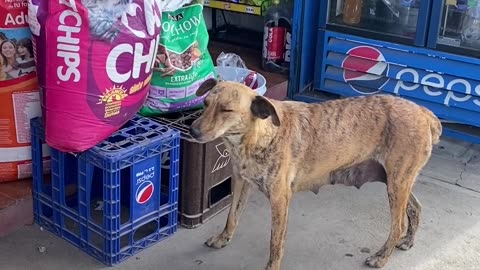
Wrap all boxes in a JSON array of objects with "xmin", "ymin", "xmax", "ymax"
[
  {"xmin": 266, "ymin": 187, "xmax": 292, "ymax": 270},
  {"xmin": 205, "ymin": 171, "xmax": 251, "ymax": 249}
]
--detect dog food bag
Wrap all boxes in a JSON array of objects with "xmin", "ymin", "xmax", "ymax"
[
  {"xmin": 139, "ymin": 2, "xmax": 216, "ymax": 116},
  {"xmin": 27, "ymin": 0, "xmax": 162, "ymax": 152},
  {"xmin": 0, "ymin": 0, "xmax": 50, "ymax": 182}
]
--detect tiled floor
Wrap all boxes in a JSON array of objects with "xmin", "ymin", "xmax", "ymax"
[
  {"xmin": 0, "ymin": 179, "xmax": 33, "ymax": 237},
  {"xmin": 0, "ymin": 179, "xmax": 32, "ymax": 210},
  {"xmin": 2, "ymin": 150, "xmax": 480, "ymax": 270},
  {"xmin": 264, "ymin": 80, "xmax": 288, "ymax": 100}
]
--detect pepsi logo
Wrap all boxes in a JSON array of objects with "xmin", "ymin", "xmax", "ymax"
[
  {"xmin": 341, "ymin": 46, "xmax": 390, "ymax": 94},
  {"xmin": 136, "ymin": 181, "xmax": 154, "ymax": 204}
]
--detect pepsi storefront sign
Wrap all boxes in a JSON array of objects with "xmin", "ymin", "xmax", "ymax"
[
  {"xmin": 393, "ymin": 69, "xmax": 480, "ymax": 107},
  {"xmin": 342, "ymin": 46, "xmax": 389, "ymax": 94},
  {"xmin": 339, "ymin": 45, "xmax": 480, "ymax": 111}
]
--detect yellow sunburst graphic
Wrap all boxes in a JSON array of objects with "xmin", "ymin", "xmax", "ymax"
[{"xmin": 97, "ymin": 85, "xmax": 128, "ymax": 104}]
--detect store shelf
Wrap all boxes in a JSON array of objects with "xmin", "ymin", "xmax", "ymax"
[
  {"xmin": 204, "ymin": 0, "xmax": 265, "ymax": 16},
  {"xmin": 209, "ymin": 25, "xmax": 263, "ymax": 49}
]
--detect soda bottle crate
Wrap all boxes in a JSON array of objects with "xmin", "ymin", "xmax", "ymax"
[
  {"xmin": 30, "ymin": 116, "xmax": 180, "ymax": 266},
  {"xmin": 153, "ymin": 110, "xmax": 233, "ymax": 229}
]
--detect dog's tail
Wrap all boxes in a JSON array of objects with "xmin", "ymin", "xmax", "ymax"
[{"xmin": 421, "ymin": 107, "xmax": 442, "ymax": 144}]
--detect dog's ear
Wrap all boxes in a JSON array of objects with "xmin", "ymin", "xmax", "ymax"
[
  {"xmin": 250, "ymin": 96, "xmax": 280, "ymax": 127},
  {"xmin": 196, "ymin": 78, "xmax": 217, "ymax": 97}
]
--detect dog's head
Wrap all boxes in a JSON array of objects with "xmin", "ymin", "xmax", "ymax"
[{"xmin": 189, "ymin": 78, "xmax": 280, "ymax": 143}]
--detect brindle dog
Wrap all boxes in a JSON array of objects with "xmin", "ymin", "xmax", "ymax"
[{"xmin": 189, "ymin": 79, "xmax": 442, "ymax": 270}]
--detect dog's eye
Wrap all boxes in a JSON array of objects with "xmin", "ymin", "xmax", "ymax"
[{"xmin": 221, "ymin": 108, "xmax": 234, "ymax": 112}]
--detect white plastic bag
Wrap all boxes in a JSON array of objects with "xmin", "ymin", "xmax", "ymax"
[
  {"xmin": 161, "ymin": 0, "xmax": 194, "ymax": 11},
  {"xmin": 216, "ymin": 52, "xmax": 248, "ymax": 69},
  {"xmin": 216, "ymin": 52, "xmax": 249, "ymax": 83}
]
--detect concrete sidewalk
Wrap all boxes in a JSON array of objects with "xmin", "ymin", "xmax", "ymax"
[{"xmin": 1, "ymin": 138, "xmax": 479, "ymax": 270}]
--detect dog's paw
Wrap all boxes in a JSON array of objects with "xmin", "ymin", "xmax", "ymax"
[
  {"xmin": 265, "ymin": 261, "xmax": 280, "ymax": 270},
  {"xmin": 365, "ymin": 255, "xmax": 388, "ymax": 268},
  {"xmin": 204, "ymin": 233, "xmax": 231, "ymax": 249},
  {"xmin": 396, "ymin": 236, "xmax": 414, "ymax": 251}
]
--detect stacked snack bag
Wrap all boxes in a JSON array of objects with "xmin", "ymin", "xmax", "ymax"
[
  {"xmin": 0, "ymin": 0, "xmax": 260, "ymax": 181},
  {"xmin": 140, "ymin": 0, "xmax": 216, "ymax": 115},
  {"xmin": 3, "ymin": 0, "xmax": 216, "ymax": 180},
  {"xmin": 28, "ymin": 0, "xmax": 163, "ymax": 152}
]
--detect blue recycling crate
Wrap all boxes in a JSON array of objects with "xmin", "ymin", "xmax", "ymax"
[{"xmin": 30, "ymin": 116, "xmax": 180, "ymax": 266}]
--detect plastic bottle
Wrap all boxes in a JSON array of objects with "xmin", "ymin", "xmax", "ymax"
[
  {"xmin": 343, "ymin": 0, "xmax": 364, "ymax": 25},
  {"xmin": 261, "ymin": 0, "xmax": 292, "ymax": 74}
]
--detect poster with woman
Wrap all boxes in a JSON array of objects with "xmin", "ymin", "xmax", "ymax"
[{"xmin": 0, "ymin": 32, "xmax": 36, "ymax": 81}]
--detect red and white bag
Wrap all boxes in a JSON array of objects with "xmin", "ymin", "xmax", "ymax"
[{"xmin": 0, "ymin": 0, "xmax": 49, "ymax": 182}]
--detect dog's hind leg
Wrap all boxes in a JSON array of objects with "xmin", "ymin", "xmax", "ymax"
[
  {"xmin": 365, "ymin": 165, "xmax": 419, "ymax": 268},
  {"xmin": 396, "ymin": 192, "xmax": 422, "ymax": 250},
  {"xmin": 205, "ymin": 174, "xmax": 251, "ymax": 249}
]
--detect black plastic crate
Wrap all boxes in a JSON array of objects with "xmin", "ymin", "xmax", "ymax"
[{"xmin": 153, "ymin": 110, "xmax": 233, "ymax": 229}]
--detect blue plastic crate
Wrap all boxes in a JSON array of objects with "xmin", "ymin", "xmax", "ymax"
[{"xmin": 31, "ymin": 116, "xmax": 180, "ymax": 266}]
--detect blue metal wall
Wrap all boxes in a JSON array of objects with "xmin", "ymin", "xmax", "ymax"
[
  {"xmin": 288, "ymin": 0, "xmax": 321, "ymax": 97},
  {"xmin": 288, "ymin": 0, "xmax": 480, "ymax": 143}
]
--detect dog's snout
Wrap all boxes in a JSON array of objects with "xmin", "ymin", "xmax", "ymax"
[{"xmin": 189, "ymin": 126, "xmax": 202, "ymax": 139}]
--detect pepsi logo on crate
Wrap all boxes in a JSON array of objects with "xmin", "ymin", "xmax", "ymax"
[
  {"xmin": 132, "ymin": 161, "xmax": 160, "ymax": 220},
  {"xmin": 136, "ymin": 169, "xmax": 155, "ymax": 204}
]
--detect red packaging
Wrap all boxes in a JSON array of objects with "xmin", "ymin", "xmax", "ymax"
[
  {"xmin": 264, "ymin": 26, "xmax": 286, "ymax": 61},
  {"xmin": 244, "ymin": 71, "xmax": 259, "ymax": 89},
  {"xmin": 0, "ymin": 0, "xmax": 50, "ymax": 182}
]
